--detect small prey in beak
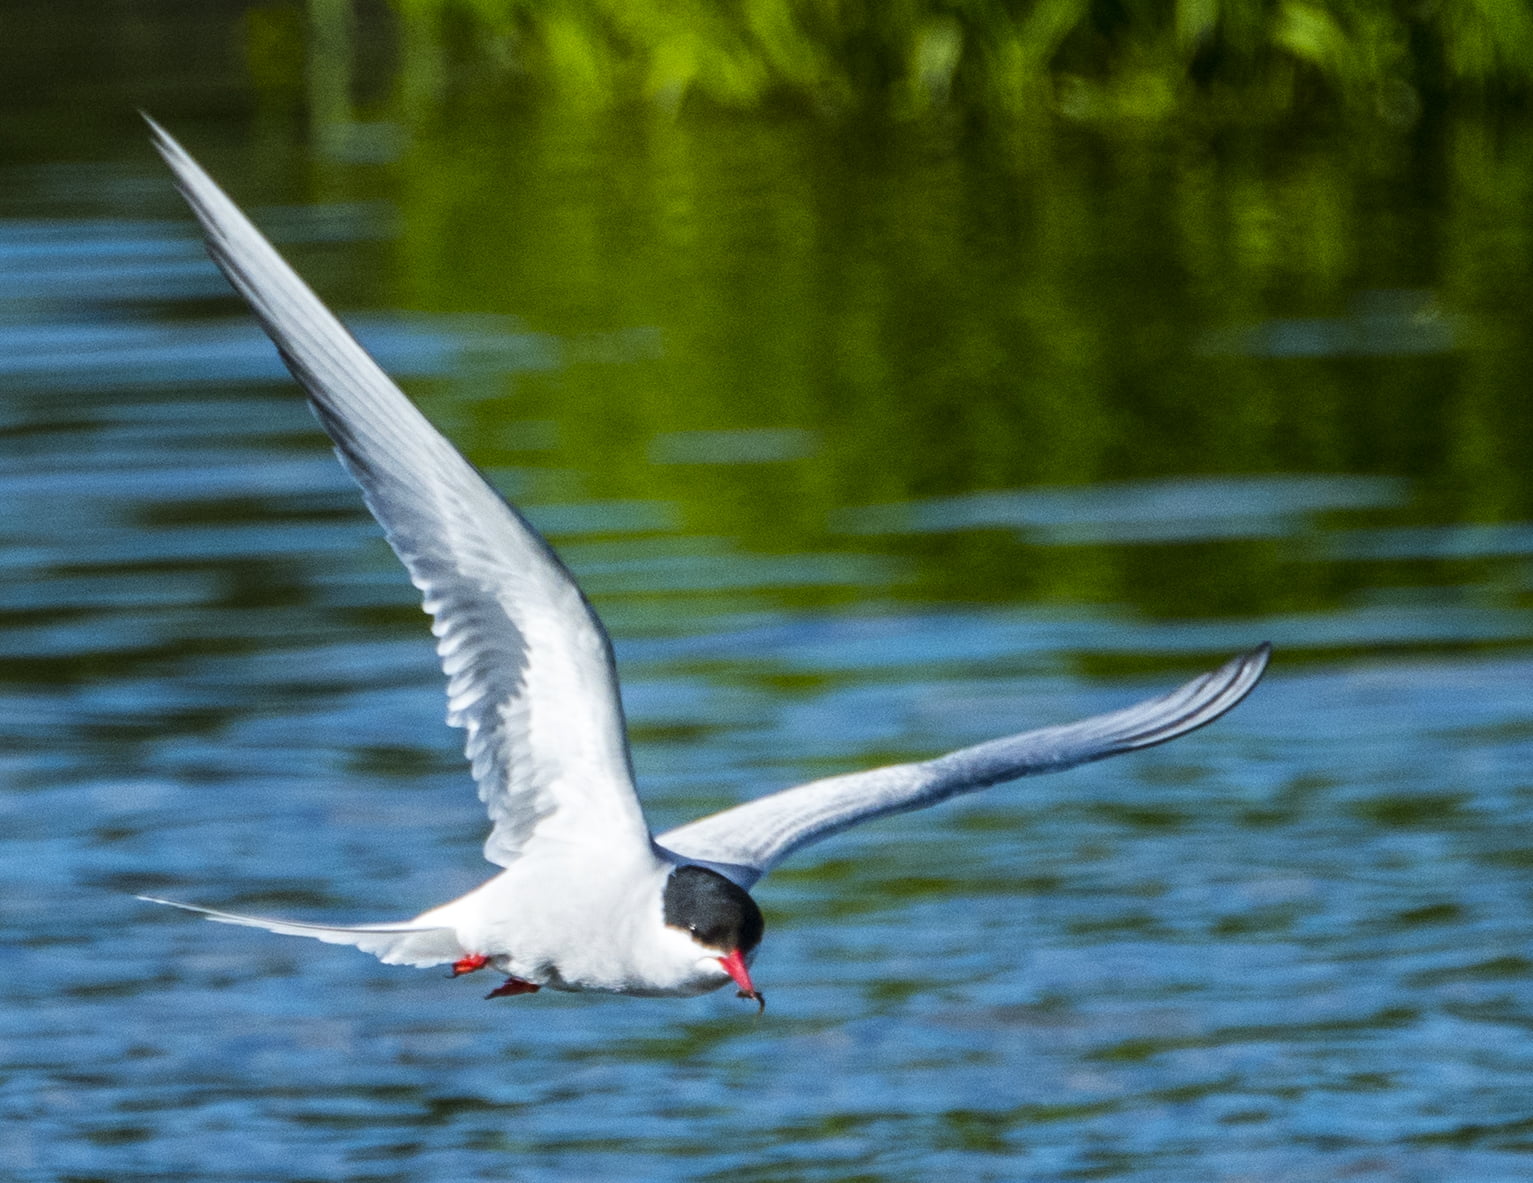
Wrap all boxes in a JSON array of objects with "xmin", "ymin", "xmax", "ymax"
[{"xmin": 718, "ymin": 948, "xmax": 764, "ymax": 1012}]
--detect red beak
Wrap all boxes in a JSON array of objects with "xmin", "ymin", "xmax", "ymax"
[{"xmin": 717, "ymin": 949, "xmax": 764, "ymax": 1011}]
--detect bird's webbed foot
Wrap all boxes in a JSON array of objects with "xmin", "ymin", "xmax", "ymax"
[
  {"xmin": 449, "ymin": 953, "xmax": 489, "ymax": 978},
  {"xmin": 485, "ymin": 976, "xmax": 541, "ymax": 999}
]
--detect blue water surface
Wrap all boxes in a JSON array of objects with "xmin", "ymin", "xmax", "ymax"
[{"xmin": 5, "ymin": 24, "xmax": 1533, "ymax": 1183}]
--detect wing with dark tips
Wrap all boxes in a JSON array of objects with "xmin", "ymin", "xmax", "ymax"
[{"xmin": 657, "ymin": 645, "xmax": 1270, "ymax": 887}]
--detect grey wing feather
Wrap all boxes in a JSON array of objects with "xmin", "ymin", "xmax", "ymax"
[
  {"xmin": 657, "ymin": 645, "xmax": 1270, "ymax": 887},
  {"xmin": 147, "ymin": 118, "xmax": 651, "ymax": 865}
]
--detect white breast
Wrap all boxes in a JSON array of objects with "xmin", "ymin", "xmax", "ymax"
[{"xmin": 414, "ymin": 849, "xmax": 730, "ymax": 997}]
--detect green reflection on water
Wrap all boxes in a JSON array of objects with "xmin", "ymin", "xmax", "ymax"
[
  {"xmin": 325, "ymin": 101, "xmax": 1533, "ymax": 637},
  {"xmin": 21, "ymin": 5, "xmax": 1530, "ymax": 653}
]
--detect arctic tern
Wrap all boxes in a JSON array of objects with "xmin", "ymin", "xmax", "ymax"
[{"xmin": 138, "ymin": 119, "xmax": 1270, "ymax": 1010}]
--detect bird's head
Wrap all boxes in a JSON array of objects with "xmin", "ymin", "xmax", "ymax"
[{"xmin": 663, "ymin": 865, "xmax": 766, "ymax": 1011}]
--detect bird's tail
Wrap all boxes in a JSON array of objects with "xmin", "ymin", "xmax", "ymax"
[{"xmin": 137, "ymin": 895, "xmax": 464, "ymax": 967}]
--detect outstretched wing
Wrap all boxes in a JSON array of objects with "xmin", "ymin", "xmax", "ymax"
[
  {"xmin": 657, "ymin": 645, "xmax": 1270, "ymax": 887},
  {"xmin": 148, "ymin": 118, "xmax": 651, "ymax": 866}
]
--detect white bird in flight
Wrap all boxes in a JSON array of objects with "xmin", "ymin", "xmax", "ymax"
[{"xmin": 138, "ymin": 118, "xmax": 1270, "ymax": 1011}]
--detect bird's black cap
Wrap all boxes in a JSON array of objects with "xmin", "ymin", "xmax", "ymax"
[{"xmin": 663, "ymin": 865, "xmax": 764, "ymax": 954}]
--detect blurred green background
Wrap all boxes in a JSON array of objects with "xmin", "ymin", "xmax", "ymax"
[
  {"xmin": 7, "ymin": 5, "xmax": 1533, "ymax": 1178},
  {"xmin": 6, "ymin": 0, "xmax": 1533, "ymax": 658}
]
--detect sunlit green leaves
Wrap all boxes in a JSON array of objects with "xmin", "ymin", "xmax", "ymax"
[{"xmin": 375, "ymin": 0, "xmax": 1533, "ymax": 124}]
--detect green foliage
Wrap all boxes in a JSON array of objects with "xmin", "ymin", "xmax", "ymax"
[{"xmin": 382, "ymin": 0, "xmax": 1533, "ymax": 124}]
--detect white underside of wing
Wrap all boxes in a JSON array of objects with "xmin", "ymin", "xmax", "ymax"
[
  {"xmin": 148, "ymin": 120, "xmax": 652, "ymax": 866},
  {"xmin": 657, "ymin": 645, "xmax": 1270, "ymax": 887}
]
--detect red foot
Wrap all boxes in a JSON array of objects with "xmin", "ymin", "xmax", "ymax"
[
  {"xmin": 450, "ymin": 953, "xmax": 489, "ymax": 978},
  {"xmin": 486, "ymin": 976, "xmax": 541, "ymax": 999}
]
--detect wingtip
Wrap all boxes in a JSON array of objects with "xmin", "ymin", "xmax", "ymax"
[
  {"xmin": 140, "ymin": 113, "xmax": 197, "ymax": 182},
  {"xmin": 1236, "ymin": 640, "xmax": 1273, "ymax": 684},
  {"xmin": 1193, "ymin": 642, "xmax": 1271, "ymax": 728},
  {"xmin": 140, "ymin": 110, "xmax": 172, "ymax": 153},
  {"xmin": 1212, "ymin": 641, "xmax": 1271, "ymax": 704},
  {"xmin": 1123, "ymin": 641, "xmax": 1270, "ymax": 750}
]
